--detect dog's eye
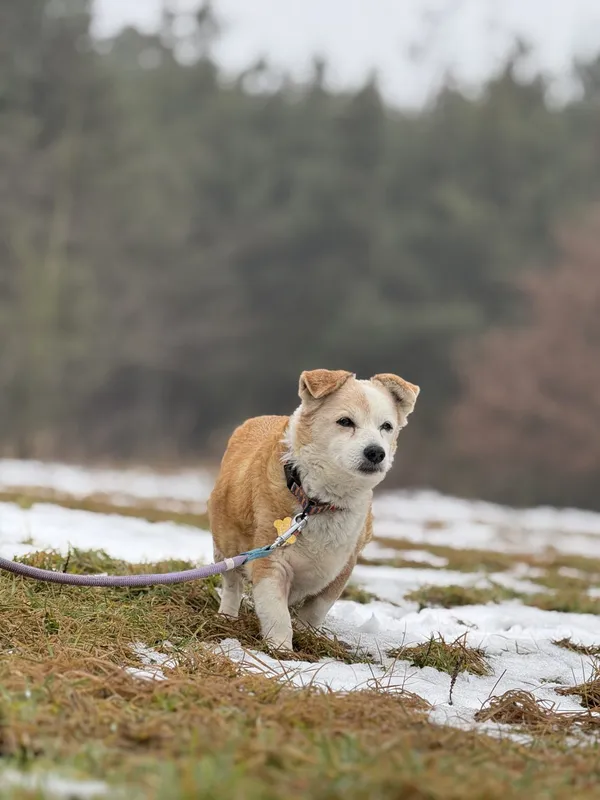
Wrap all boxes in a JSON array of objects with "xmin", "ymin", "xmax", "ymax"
[
  {"xmin": 336, "ymin": 417, "xmax": 355, "ymax": 428},
  {"xmin": 380, "ymin": 422, "xmax": 393, "ymax": 433}
]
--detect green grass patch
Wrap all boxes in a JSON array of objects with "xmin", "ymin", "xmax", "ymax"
[
  {"xmin": 525, "ymin": 592, "xmax": 600, "ymax": 616},
  {"xmin": 405, "ymin": 583, "xmax": 520, "ymax": 610},
  {"xmin": 405, "ymin": 580, "xmax": 600, "ymax": 617},
  {"xmin": 341, "ymin": 583, "xmax": 379, "ymax": 604},
  {"xmin": 389, "ymin": 634, "xmax": 491, "ymax": 677}
]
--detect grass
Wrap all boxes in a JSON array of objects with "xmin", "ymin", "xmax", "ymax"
[
  {"xmin": 2, "ymin": 550, "xmax": 600, "ymax": 799},
  {"xmin": 557, "ymin": 669, "xmax": 600, "ymax": 709},
  {"xmin": 405, "ymin": 583, "xmax": 520, "ymax": 610},
  {"xmin": 404, "ymin": 582, "xmax": 600, "ymax": 615},
  {"xmin": 6, "ymin": 497, "xmax": 600, "ymax": 796},
  {"xmin": 475, "ymin": 690, "xmax": 600, "ymax": 734},
  {"xmin": 340, "ymin": 583, "xmax": 379, "ymax": 604},
  {"xmin": 4, "ymin": 546, "xmax": 600, "ymax": 800},
  {"xmin": 389, "ymin": 634, "xmax": 491, "ymax": 677},
  {"xmin": 2, "ymin": 549, "xmax": 367, "ymax": 666},
  {"xmin": 554, "ymin": 638, "xmax": 600, "ymax": 656},
  {"xmin": 525, "ymin": 591, "xmax": 600, "ymax": 615}
]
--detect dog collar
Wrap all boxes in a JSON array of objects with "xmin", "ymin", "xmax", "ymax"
[{"xmin": 284, "ymin": 463, "xmax": 339, "ymax": 516}]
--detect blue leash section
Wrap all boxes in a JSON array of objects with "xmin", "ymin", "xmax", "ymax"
[
  {"xmin": 243, "ymin": 545, "xmax": 275, "ymax": 563},
  {"xmin": 0, "ymin": 514, "xmax": 307, "ymax": 587}
]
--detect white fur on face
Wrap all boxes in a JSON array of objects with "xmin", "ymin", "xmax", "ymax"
[{"xmin": 286, "ymin": 377, "xmax": 405, "ymax": 504}]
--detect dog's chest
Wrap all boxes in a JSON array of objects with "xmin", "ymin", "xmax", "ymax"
[{"xmin": 285, "ymin": 509, "xmax": 366, "ymax": 604}]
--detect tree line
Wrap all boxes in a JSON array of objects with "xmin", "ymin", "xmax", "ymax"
[{"xmin": 1, "ymin": 1, "xmax": 599, "ymax": 508}]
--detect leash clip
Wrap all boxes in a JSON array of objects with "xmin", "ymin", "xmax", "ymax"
[{"xmin": 269, "ymin": 513, "xmax": 307, "ymax": 550}]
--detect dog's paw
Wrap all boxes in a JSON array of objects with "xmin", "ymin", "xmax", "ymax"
[
  {"xmin": 217, "ymin": 608, "xmax": 239, "ymax": 619},
  {"xmin": 265, "ymin": 636, "xmax": 294, "ymax": 655}
]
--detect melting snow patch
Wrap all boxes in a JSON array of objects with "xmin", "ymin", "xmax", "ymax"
[
  {"xmin": 0, "ymin": 501, "xmax": 213, "ymax": 564},
  {"xmin": 373, "ymin": 490, "xmax": 600, "ymax": 556},
  {"xmin": 362, "ymin": 540, "xmax": 449, "ymax": 567},
  {"xmin": 215, "ymin": 596, "xmax": 600, "ymax": 734},
  {"xmin": 394, "ymin": 549, "xmax": 449, "ymax": 567},
  {"xmin": 1, "ymin": 770, "xmax": 107, "ymax": 798},
  {"xmin": 125, "ymin": 642, "xmax": 179, "ymax": 681},
  {"xmin": 0, "ymin": 458, "xmax": 213, "ymax": 507}
]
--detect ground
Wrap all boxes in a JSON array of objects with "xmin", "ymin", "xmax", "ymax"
[{"xmin": 2, "ymin": 460, "xmax": 600, "ymax": 798}]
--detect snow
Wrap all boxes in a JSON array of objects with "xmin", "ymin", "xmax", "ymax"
[
  {"xmin": 373, "ymin": 489, "xmax": 600, "ymax": 556},
  {"xmin": 0, "ymin": 458, "xmax": 213, "ymax": 509},
  {"xmin": 361, "ymin": 540, "xmax": 449, "ymax": 567},
  {"xmin": 216, "ymin": 598, "xmax": 600, "ymax": 730},
  {"xmin": 126, "ymin": 642, "xmax": 179, "ymax": 681},
  {"xmin": 1, "ymin": 769, "xmax": 107, "ymax": 798},
  {"xmin": 0, "ymin": 501, "xmax": 213, "ymax": 564},
  {"xmin": 3, "ymin": 461, "xmax": 600, "ymax": 735}
]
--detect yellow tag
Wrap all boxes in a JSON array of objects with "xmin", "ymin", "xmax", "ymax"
[
  {"xmin": 274, "ymin": 517, "xmax": 292, "ymax": 535},
  {"xmin": 274, "ymin": 517, "xmax": 297, "ymax": 546}
]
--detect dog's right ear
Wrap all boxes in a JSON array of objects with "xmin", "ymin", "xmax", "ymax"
[
  {"xmin": 371, "ymin": 373, "xmax": 420, "ymax": 417},
  {"xmin": 299, "ymin": 369, "xmax": 353, "ymax": 403}
]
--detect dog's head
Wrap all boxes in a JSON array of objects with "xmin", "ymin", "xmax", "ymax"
[{"xmin": 288, "ymin": 369, "xmax": 419, "ymax": 497}]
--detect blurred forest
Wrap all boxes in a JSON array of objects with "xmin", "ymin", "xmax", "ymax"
[{"xmin": 1, "ymin": 1, "xmax": 600, "ymax": 508}]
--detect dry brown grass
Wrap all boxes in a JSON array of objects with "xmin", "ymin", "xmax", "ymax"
[
  {"xmin": 389, "ymin": 634, "xmax": 491, "ymax": 677},
  {"xmin": 557, "ymin": 670, "xmax": 600, "ymax": 710},
  {"xmin": 475, "ymin": 690, "xmax": 600, "ymax": 734},
  {"xmin": 4, "ymin": 550, "xmax": 600, "ymax": 797},
  {"xmin": 554, "ymin": 638, "xmax": 600, "ymax": 657},
  {"xmin": 2, "ymin": 549, "xmax": 368, "ymax": 666}
]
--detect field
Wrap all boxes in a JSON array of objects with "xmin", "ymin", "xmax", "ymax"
[{"xmin": 2, "ymin": 461, "xmax": 600, "ymax": 798}]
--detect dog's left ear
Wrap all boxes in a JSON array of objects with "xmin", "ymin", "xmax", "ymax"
[
  {"xmin": 299, "ymin": 369, "xmax": 353, "ymax": 403},
  {"xmin": 371, "ymin": 373, "xmax": 420, "ymax": 416}
]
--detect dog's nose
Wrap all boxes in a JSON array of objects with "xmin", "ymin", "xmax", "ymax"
[{"xmin": 363, "ymin": 445, "xmax": 385, "ymax": 465}]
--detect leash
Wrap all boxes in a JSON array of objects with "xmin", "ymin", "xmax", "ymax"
[{"xmin": 0, "ymin": 513, "xmax": 308, "ymax": 587}]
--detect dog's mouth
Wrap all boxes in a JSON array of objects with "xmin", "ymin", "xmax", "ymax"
[{"xmin": 357, "ymin": 462, "xmax": 385, "ymax": 475}]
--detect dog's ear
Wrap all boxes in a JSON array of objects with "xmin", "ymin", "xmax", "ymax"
[
  {"xmin": 299, "ymin": 369, "xmax": 353, "ymax": 402},
  {"xmin": 371, "ymin": 373, "xmax": 420, "ymax": 416}
]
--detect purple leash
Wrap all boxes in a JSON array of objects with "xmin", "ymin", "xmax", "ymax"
[
  {"xmin": 0, "ymin": 513, "xmax": 308, "ymax": 588},
  {"xmin": 0, "ymin": 553, "xmax": 249, "ymax": 587}
]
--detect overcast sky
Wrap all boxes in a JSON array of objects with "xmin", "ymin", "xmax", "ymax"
[{"xmin": 93, "ymin": 0, "xmax": 600, "ymax": 107}]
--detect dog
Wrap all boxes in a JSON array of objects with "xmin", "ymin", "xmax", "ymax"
[{"xmin": 208, "ymin": 369, "xmax": 419, "ymax": 651}]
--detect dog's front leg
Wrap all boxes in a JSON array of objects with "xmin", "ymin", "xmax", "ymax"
[
  {"xmin": 249, "ymin": 558, "xmax": 293, "ymax": 652},
  {"xmin": 296, "ymin": 556, "xmax": 356, "ymax": 630}
]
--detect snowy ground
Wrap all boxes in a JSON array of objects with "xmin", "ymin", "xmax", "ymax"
[
  {"xmin": 2, "ymin": 459, "xmax": 600, "ymax": 736},
  {"xmin": 0, "ymin": 458, "xmax": 213, "ymax": 511},
  {"xmin": 1, "ymin": 770, "xmax": 107, "ymax": 799}
]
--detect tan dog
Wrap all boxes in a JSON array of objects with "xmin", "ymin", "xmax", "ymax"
[{"xmin": 208, "ymin": 369, "xmax": 419, "ymax": 651}]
